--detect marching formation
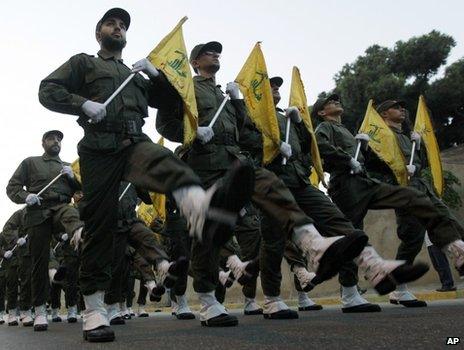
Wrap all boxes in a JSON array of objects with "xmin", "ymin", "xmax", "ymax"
[{"xmin": 0, "ymin": 7, "xmax": 462, "ymax": 343}]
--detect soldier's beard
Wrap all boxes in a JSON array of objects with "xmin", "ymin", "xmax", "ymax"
[
  {"xmin": 46, "ymin": 145, "xmax": 61, "ymax": 157},
  {"xmin": 101, "ymin": 35, "xmax": 127, "ymax": 52},
  {"xmin": 45, "ymin": 147, "xmax": 61, "ymax": 157},
  {"xmin": 206, "ymin": 63, "xmax": 220, "ymax": 74}
]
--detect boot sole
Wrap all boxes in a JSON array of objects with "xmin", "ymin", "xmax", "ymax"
[
  {"xmin": 200, "ymin": 318, "xmax": 238, "ymax": 327},
  {"xmin": 341, "ymin": 303, "xmax": 381, "ymax": 313},
  {"xmin": 176, "ymin": 312, "xmax": 196, "ymax": 320},
  {"xmin": 313, "ymin": 231, "xmax": 368, "ymax": 285},
  {"xmin": 244, "ymin": 309, "xmax": 263, "ymax": 316},
  {"xmin": 83, "ymin": 332, "xmax": 115, "ymax": 342},
  {"xmin": 34, "ymin": 324, "xmax": 48, "ymax": 332},
  {"xmin": 375, "ymin": 262, "xmax": 429, "ymax": 295}
]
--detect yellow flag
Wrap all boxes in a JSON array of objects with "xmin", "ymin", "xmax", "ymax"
[
  {"xmin": 147, "ymin": 17, "xmax": 198, "ymax": 145},
  {"xmin": 137, "ymin": 202, "xmax": 156, "ymax": 227},
  {"xmin": 235, "ymin": 42, "xmax": 280, "ymax": 164},
  {"xmin": 70, "ymin": 158, "xmax": 81, "ymax": 184},
  {"xmin": 414, "ymin": 95, "xmax": 444, "ymax": 196},
  {"xmin": 359, "ymin": 100, "xmax": 408, "ymax": 185},
  {"xmin": 289, "ymin": 66, "xmax": 326, "ymax": 187}
]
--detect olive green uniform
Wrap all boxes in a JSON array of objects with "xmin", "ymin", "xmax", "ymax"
[
  {"xmin": 366, "ymin": 126, "xmax": 463, "ymax": 263},
  {"xmin": 163, "ymin": 197, "xmax": 191, "ymax": 300},
  {"xmin": 315, "ymin": 120, "xmax": 464, "ymax": 286},
  {"xmin": 0, "ymin": 229, "xmax": 20, "ymax": 312},
  {"xmin": 156, "ymin": 76, "xmax": 312, "ymax": 294},
  {"xmin": 7, "ymin": 154, "xmax": 83, "ymax": 307},
  {"xmin": 2, "ymin": 209, "xmax": 32, "ymax": 313},
  {"xmin": 263, "ymin": 111, "xmax": 366, "ymax": 292},
  {"xmin": 39, "ymin": 51, "xmax": 202, "ymax": 296},
  {"xmin": 106, "ymin": 182, "xmax": 169, "ymax": 305},
  {"xmin": 0, "ymin": 261, "xmax": 5, "ymax": 315},
  {"xmin": 316, "ymin": 120, "xmax": 463, "ymax": 247}
]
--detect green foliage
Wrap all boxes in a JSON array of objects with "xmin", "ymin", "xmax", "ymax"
[
  {"xmin": 323, "ymin": 30, "xmax": 462, "ymax": 147},
  {"xmin": 390, "ymin": 30, "xmax": 455, "ymax": 81},
  {"xmin": 422, "ymin": 168, "xmax": 463, "ymax": 209}
]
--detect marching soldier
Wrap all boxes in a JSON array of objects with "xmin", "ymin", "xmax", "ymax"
[
  {"xmin": 262, "ymin": 77, "xmax": 423, "ymax": 314},
  {"xmin": 313, "ymin": 94, "xmax": 464, "ymax": 307},
  {"xmin": 1, "ymin": 209, "xmax": 33, "ymax": 326},
  {"xmin": 6, "ymin": 130, "xmax": 84, "ymax": 331},
  {"xmin": 39, "ymin": 8, "xmax": 251, "ymax": 342},
  {"xmin": 156, "ymin": 40, "xmax": 371, "ymax": 325},
  {"xmin": 372, "ymin": 99, "xmax": 461, "ymax": 306}
]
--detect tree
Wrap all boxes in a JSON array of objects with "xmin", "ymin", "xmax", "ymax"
[
  {"xmin": 426, "ymin": 59, "xmax": 464, "ymax": 148},
  {"xmin": 323, "ymin": 31, "xmax": 461, "ymax": 148}
]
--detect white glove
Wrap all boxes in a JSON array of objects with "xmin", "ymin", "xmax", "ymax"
[
  {"xmin": 410, "ymin": 131, "xmax": 421, "ymax": 150},
  {"xmin": 196, "ymin": 126, "xmax": 214, "ymax": 144},
  {"xmin": 70, "ymin": 227, "xmax": 83, "ymax": 251},
  {"xmin": 25, "ymin": 193, "xmax": 42, "ymax": 206},
  {"xmin": 355, "ymin": 133, "xmax": 370, "ymax": 142},
  {"xmin": 349, "ymin": 158, "xmax": 363, "ymax": 174},
  {"xmin": 132, "ymin": 58, "xmax": 159, "ymax": 79},
  {"xmin": 226, "ymin": 82, "xmax": 240, "ymax": 100},
  {"xmin": 17, "ymin": 237, "xmax": 27, "ymax": 247},
  {"xmin": 280, "ymin": 142, "xmax": 292, "ymax": 159},
  {"xmin": 406, "ymin": 164, "xmax": 416, "ymax": 177},
  {"xmin": 61, "ymin": 233, "xmax": 69, "ymax": 242},
  {"xmin": 286, "ymin": 106, "xmax": 302, "ymax": 123},
  {"xmin": 3, "ymin": 250, "xmax": 12, "ymax": 259},
  {"xmin": 61, "ymin": 165, "xmax": 74, "ymax": 179},
  {"xmin": 82, "ymin": 100, "xmax": 106, "ymax": 122}
]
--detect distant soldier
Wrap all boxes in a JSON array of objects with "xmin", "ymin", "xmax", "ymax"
[
  {"xmin": 372, "ymin": 99, "xmax": 461, "ymax": 306},
  {"xmin": 6, "ymin": 130, "xmax": 83, "ymax": 331}
]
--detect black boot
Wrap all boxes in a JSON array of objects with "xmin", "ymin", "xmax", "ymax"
[{"xmin": 83, "ymin": 326, "xmax": 115, "ymax": 342}]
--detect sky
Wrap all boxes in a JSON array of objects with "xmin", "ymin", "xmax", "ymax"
[{"xmin": 0, "ymin": 0, "xmax": 463, "ymax": 225}]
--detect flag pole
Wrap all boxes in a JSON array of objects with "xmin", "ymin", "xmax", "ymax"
[
  {"xmin": 208, "ymin": 95, "xmax": 230, "ymax": 128},
  {"xmin": 408, "ymin": 141, "xmax": 416, "ymax": 166},
  {"xmin": 282, "ymin": 117, "xmax": 291, "ymax": 165},
  {"xmin": 118, "ymin": 183, "xmax": 132, "ymax": 202},
  {"xmin": 350, "ymin": 141, "xmax": 362, "ymax": 174}
]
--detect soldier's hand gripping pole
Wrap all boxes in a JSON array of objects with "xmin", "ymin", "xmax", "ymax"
[
  {"xmin": 208, "ymin": 94, "xmax": 230, "ymax": 128},
  {"xmin": 0, "ymin": 234, "xmax": 28, "ymax": 268},
  {"xmin": 282, "ymin": 117, "xmax": 291, "ymax": 165},
  {"xmin": 1, "ymin": 172, "xmax": 65, "ymax": 266},
  {"xmin": 350, "ymin": 133, "xmax": 370, "ymax": 174}
]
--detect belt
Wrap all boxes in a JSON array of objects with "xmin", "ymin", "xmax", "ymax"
[{"xmin": 83, "ymin": 118, "xmax": 143, "ymax": 136}]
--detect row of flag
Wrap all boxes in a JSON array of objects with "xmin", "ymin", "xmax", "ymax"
[{"xmin": 72, "ymin": 17, "xmax": 443, "ymax": 228}]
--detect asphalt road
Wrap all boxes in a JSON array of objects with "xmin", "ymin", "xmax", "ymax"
[{"xmin": 0, "ymin": 299, "xmax": 462, "ymax": 350}]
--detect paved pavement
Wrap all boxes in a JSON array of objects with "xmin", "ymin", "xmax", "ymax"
[{"xmin": 0, "ymin": 299, "xmax": 462, "ymax": 350}]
